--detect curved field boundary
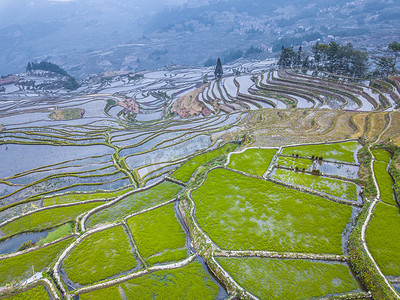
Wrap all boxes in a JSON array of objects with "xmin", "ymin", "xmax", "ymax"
[
  {"xmin": 81, "ymin": 179, "xmax": 165, "ymax": 231},
  {"xmin": 177, "ymin": 164, "xmax": 251, "ymax": 297},
  {"xmin": 225, "ymin": 146, "xmax": 279, "ymax": 167},
  {"xmin": 210, "ymin": 256, "xmax": 258, "ymax": 300},
  {"xmin": 277, "ymin": 154, "xmax": 360, "ymax": 167},
  {"xmin": 122, "ymin": 198, "xmax": 176, "ymax": 223},
  {"xmin": 274, "ymin": 70, "xmax": 364, "ymax": 109},
  {"xmin": 0, "ymin": 234, "xmax": 77, "ymax": 261},
  {"xmin": 0, "ymin": 200, "xmax": 104, "ymax": 231},
  {"xmin": 53, "ymin": 222, "xmax": 121, "ymax": 296},
  {"xmin": 285, "ymin": 70, "xmax": 379, "ymax": 110},
  {"xmin": 279, "ymin": 139, "xmax": 361, "ymax": 163},
  {"xmin": 71, "ymin": 255, "xmax": 197, "ymax": 297},
  {"xmin": 165, "ymin": 176, "xmax": 186, "ymax": 187},
  {"xmin": 224, "ymin": 166, "xmax": 361, "ymax": 208},
  {"xmin": 0, "ymin": 278, "xmax": 61, "ymax": 300}
]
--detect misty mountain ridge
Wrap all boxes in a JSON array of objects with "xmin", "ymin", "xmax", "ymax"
[{"xmin": 0, "ymin": 0, "xmax": 399, "ymax": 78}]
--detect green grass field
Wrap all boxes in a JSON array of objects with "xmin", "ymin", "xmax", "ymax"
[
  {"xmin": 87, "ymin": 181, "xmax": 182, "ymax": 227},
  {"xmin": 4, "ymin": 284, "xmax": 50, "ymax": 299},
  {"xmin": 43, "ymin": 187, "xmax": 134, "ymax": 206},
  {"xmin": 276, "ymin": 156, "xmax": 313, "ymax": 170},
  {"xmin": 0, "ymin": 202, "xmax": 103, "ymax": 236},
  {"xmin": 372, "ymin": 149, "xmax": 392, "ymax": 163},
  {"xmin": 217, "ymin": 257, "xmax": 360, "ymax": 299},
  {"xmin": 192, "ymin": 168, "xmax": 352, "ymax": 254},
  {"xmin": 272, "ymin": 168, "xmax": 358, "ymax": 201},
  {"xmin": 0, "ymin": 237, "xmax": 74, "ymax": 286},
  {"xmin": 171, "ymin": 143, "xmax": 237, "ymax": 182},
  {"xmin": 373, "ymin": 161, "xmax": 397, "ymax": 206},
  {"xmin": 63, "ymin": 225, "xmax": 137, "ymax": 285},
  {"xmin": 127, "ymin": 202, "xmax": 187, "ymax": 266},
  {"xmin": 79, "ymin": 260, "xmax": 220, "ymax": 300},
  {"xmin": 366, "ymin": 202, "xmax": 400, "ymax": 276},
  {"xmin": 36, "ymin": 223, "xmax": 74, "ymax": 247},
  {"xmin": 227, "ymin": 148, "xmax": 277, "ymax": 176},
  {"xmin": 281, "ymin": 141, "xmax": 359, "ymax": 163}
]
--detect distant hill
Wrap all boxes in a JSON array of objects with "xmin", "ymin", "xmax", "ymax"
[{"xmin": 0, "ymin": 0, "xmax": 399, "ymax": 78}]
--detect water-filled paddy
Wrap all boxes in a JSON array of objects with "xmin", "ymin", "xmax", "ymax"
[
  {"xmin": 87, "ymin": 181, "xmax": 182, "ymax": 228},
  {"xmin": 0, "ymin": 144, "xmax": 114, "ymax": 179},
  {"xmin": 217, "ymin": 257, "xmax": 361, "ymax": 299},
  {"xmin": 281, "ymin": 141, "xmax": 360, "ymax": 163},
  {"xmin": 192, "ymin": 168, "xmax": 352, "ymax": 254},
  {"xmin": 127, "ymin": 202, "xmax": 187, "ymax": 266},
  {"xmin": 271, "ymin": 168, "xmax": 359, "ymax": 202},
  {"xmin": 0, "ymin": 237, "xmax": 74, "ymax": 286},
  {"xmin": 62, "ymin": 225, "xmax": 137, "ymax": 285},
  {"xmin": 227, "ymin": 148, "xmax": 277, "ymax": 177},
  {"xmin": 79, "ymin": 260, "xmax": 223, "ymax": 300},
  {"xmin": 366, "ymin": 202, "xmax": 400, "ymax": 276}
]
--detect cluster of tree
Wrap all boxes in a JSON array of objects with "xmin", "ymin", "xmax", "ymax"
[
  {"xmin": 278, "ymin": 40, "xmax": 400, "ymax": 78},
  {"xmin": 204, "ymin": 46, "xmax": 264, "ymax": 67},
  {"xmin": 26, "ymin": 61, "xmax": 79, "ymax": 90},
  {"xmin": 374, "ymin": 41, "xmax": 400, "ymax": 77},
  {"xmin": 27, "ymin": 61, "xmax": 69, "ymax": 76},
  {"xmin": 278, "ymin": 41, "xmax": 368, "ymax": 77}
]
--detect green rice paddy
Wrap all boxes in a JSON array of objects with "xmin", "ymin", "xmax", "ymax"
[
  {"xmin": 36, "ymin": 223, "xmax": 74, "ymax": 247},
  {"xmin": 366, "ymin": 202, "xmax": 400, "ymax": 276},
  {"xmin": 373, "ymin": 161, "xmax": 397, "ymax": 206},
  {"xmin": 192, "ymin": 168, "xmax": 352, "ymax": 254},
  {"xmin": 79, "ymin": 260, "xmax": 220, "ymax": 300},
  {"xmin": 87, "ymin": 181, "xmax": 182, "ymax": 227},
  {"xmin": 217, "ymin": 257, "xmax": 360, "ymax": 299},
  {"xmin": 276, "ymin": 156, "xmax": 313, "ymax": 170},
  {"xmin": 272, "ymin": 168, "xmax": 358, "ymax": 201},
  {"xmin": 372, "ymin": 149, "xmax": 392, "ymax": 163},
  {"xmin": 281, "ymin": 141, "xmax": 359, "ymax": 163},
  {"xmin": 171, "ymin": 143, "xmax": 237, "ymax": 182},
  {"xmin": 127, "ymin": 202, "xmax": 187, "ymax": 266},
  {"xmin": 0, "ymin": 202, "xmax": 103, "ymax": 236},
  {"xmin": 0, "ymin": 237, "xmax": 74, "ymax": 286},
  {"xmin": 227, "ymin": 148, "xmax": 277, "ymax": 176},
  {"xmin": 4, "ymin": 284, "xmax": 50, "ymax": 299},
  {"xmin": 63, "ymin": 225, "xmax": 137, "ymax": 285}
]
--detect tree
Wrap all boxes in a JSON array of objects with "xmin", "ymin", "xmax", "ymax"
[
  {"xmin": 278, "ymin": 46, "xmax": 296, "ymax": 68},
  {"xmin": 294, "ymin": 46, "xmax": 302, "ymax": 67},
  {"xmin": 374, "ymin": 57, "xmax": 396, "ymax": 77},
  {"xmin": 26, "ymin": 62, "xmax": 32, "ymax": 72},
  {"xmin": 214, "ymin": 58, "xmax": 223, "ymax": 78},
  {"xmin": 26, "ymin": 60, "xmax": 80, "ymax": 90},
  {"xmin": 388, "ymin": 41, "xmax": 400, "ymax": 64}
]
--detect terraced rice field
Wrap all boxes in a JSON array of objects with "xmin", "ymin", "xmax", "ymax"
[
  {"xmin": 62, "ymin": 225, "xmax": 137, "ymax": 285},
  {"xmin": 217, "ymin": 257, "xmax": 360, "ymax": 299},
  {"xmin": 79, "ymin": 260, "xmax": 221, "ymax": 300},
  {"xmin": 126, "ymin": 202, "xmax": 187, "ymax": 266},
  {"xmin": 1, "ymin": 63, "xmax": 400, "ymax": 299},
  {"xmin": 272, "ymin": 168, "xmax": 358, "ymax": 201},
  {"xmin": 192, "ymin": 168, "xmax": 352, "ymax": 254},
  {"xmin": 227, "ymin": 148, "xmax": 277, "ymax": 176},
  {"xmin": 366, "ymin": 202, "xmax": 400, "ymax": 276}
]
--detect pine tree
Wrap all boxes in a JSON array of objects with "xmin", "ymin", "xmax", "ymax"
[
  {"xmin": 388, "ymin": 41, "xmax": 400, "ymax": 64},
  {"xmin": 26, "ymin": 62, "xmax": 32, "ymax": 72},
  {"xmin": 295, "ymin": 46, "xmax": 302, "ymax": 67},
  {"xmin": 375, "ymin": 57, "xmax": 396, "ymax": 77},
  {"xmin": 214, "ymin": 58, "xmax": 223, "ymax": 78}
]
